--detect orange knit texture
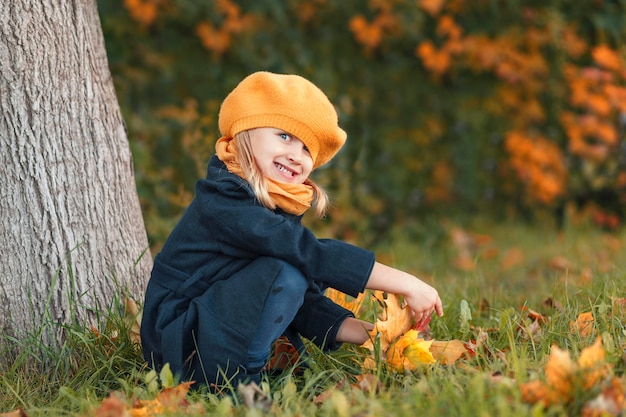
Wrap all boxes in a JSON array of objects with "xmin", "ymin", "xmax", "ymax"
[{"xmin": 218, "ymin": 71, "xmax": 347, "ymax": 168}]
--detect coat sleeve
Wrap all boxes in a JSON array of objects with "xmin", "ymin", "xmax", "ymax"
[{"xmin": 199, "ymin": 177, "xmax": 375, "ymax": 298}]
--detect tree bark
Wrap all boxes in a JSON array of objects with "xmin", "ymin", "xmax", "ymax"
[{"xmin": 0, "ymin": 0, "xmax": 152, "ymax": 341}]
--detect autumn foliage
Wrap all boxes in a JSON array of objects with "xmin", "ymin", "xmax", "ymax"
[{"xmin": 97, "ymin": 1, "xmax": 626, "ymax": 250}]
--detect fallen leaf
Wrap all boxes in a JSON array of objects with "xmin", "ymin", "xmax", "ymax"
[
  {"xmin": 429, "ymin": 340, "xmax": 467, "ymax": 365},
  {"xmin": 313, "ymin": 380, "xmax": 347, "ymax": 404},
  {"xmin": 94, "ymin": 393, "xmax": 129, "ymax": 417},
  {"xmin": 387, "ymin": 330, "xmax": 435, "ymax": 371},
  {"xmin": 545, "ymin": 345, "xmax": 576, "ymax": 399},
  {"xmin": 238, "ymin": 382, "xmax": 272, "ymax": 411},
  {"xmin": 570, "ymin": 311, "xmax": 596, "ymax": 338},
  {"xmin": 0, "ymin": 410, "xmax": 28, "ymax": 417},
  {"xmin": 582, "ymin": 377, "xmax": 626, "ymax": 416},
  {"xmin": 125, "ymin": 297, "xmax": 142, "ymax": 345},
  {"xmin": 543, "ymin": 297, "xmax": 563, "ymax": 310},
  {"xmin": 155, "ymin": 381, "xmax": 193, "ymax": 409},
  {"xmin": 549, "ymin": 256, "xmax": 574, "ymax": 271},
  {"xmin": 501, "ymin": 247, "xmax": 525, "ymax": 269},
  {"xmin": 354, "ymin": 373, "xmax": 382, "ymax": 393},
  {"xmin": 266, "ymin": 336, "xmax": 300, "ymax": 371},
  {"xmin": 527, "ymin": 309, "xmax": 548, "ymax": 324},
  {"xmin": 520, "ymin": 379, "xmax": 559, "ymax": 407},
  {"xmin": 578, "ymin": 337, "xmax": 607, "ymax": 388}
]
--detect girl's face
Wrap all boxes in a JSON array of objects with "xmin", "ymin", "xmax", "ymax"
[{"xmin": 248, "ymin": 127, "xmax": 313, "ymax": 184}]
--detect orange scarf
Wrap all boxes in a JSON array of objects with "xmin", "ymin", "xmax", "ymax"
[{"xmin": 215, "ymin": 136, "xmax": 314, "ymax": 215}]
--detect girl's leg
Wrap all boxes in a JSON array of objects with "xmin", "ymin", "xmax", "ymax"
[{"xmin": 244, "ymin": 262, "xmax": 308, "ymax": 373}]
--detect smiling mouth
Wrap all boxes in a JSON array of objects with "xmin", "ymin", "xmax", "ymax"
[{"xmin": 275, "ymin": 163, "xmax": 297, "ymax": 177}]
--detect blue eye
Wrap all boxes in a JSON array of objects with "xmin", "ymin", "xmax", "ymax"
[{"xmin": 279, "ymin": 133, "xmax": 290, "ymax": 141}]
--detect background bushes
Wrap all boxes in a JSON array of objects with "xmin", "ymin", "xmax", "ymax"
[{"xmin": 98, "ymin": 0, "xmax": 626, "ymax": 251}]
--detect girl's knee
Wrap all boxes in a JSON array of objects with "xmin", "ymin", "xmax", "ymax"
[{"xmin": 273, "ymin": 261, "xmax": 308, "ymax": 298}]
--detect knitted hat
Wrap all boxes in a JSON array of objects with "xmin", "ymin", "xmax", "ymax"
[{"xmin": 218, "ymin": 71, "xmax": 347, "ymax": 168}]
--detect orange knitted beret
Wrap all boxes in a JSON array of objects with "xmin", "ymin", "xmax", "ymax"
[{"xmin": 218, "ymin": 71, "xmax": 347, "ymax": 168}]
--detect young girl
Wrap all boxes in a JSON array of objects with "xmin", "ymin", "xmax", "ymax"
[{"xmin": 140, "ymin": 71, "xmax": 443, "ymax": 391}]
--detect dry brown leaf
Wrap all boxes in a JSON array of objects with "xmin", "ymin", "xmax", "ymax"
[
  {"xmin": 549, "ymin": 255, "xmax": 574, "ymax": 271},
  {"xmin": 313, "ymin": 380, "xmax": 347, "ymax": 404},
  {"xmin": 570, "ymin": 311, "xmax": 596, "ymax": 338},
  {"xmin": 238, "ymin": 382, "xmax": 272, "ymax": 411},
  {"xmin": 453, "ymin": 253, "xmax": 475, "ymax": 271},
  {"xmin": 124, "ymin": 297, "xmax": 142, "ymax": 345},
  {"xmin": 527, "ymin": 308, "xmax": 548, "ymax": 324},
  {"xmin": 429, "ymin": 340, "xmax": 467, "ymax": 365},
  {"xmin": 354, "ymin": 373, "xmax": 382, "ymax": 393},
  {"xmin": 266, "ymin": 336, "xmax": 301, "ymax": 371},
  {"xmin": 94, "ymin": 392, "xmax": 130, "ymax": 417},
  {"xmin": 0, "ymin": 410, "xmax": 28, "ymax": 417},
  {"xmin": 500, "ymin": 247, "xmax": 525, "ymax": 270},
  {"xmin": 543, "ymin": 297, "xmax": 563, "ymax": 310}
]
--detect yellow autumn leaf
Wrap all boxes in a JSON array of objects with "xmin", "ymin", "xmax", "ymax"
[
  {"xmin": 545, "ymin": 344, "xmax": 576, "ymax": 400},
  {"xmin": 578, "ymin": 337, "xmax": 608, "ymax": 388},
  {"xmin": 387, "ymin": 330, "xmax": 435, "ymax": 372}
]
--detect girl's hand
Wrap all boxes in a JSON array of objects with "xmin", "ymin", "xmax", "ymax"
[
  {"xmin": 336, "ymin": 317, "xmax": 374, "ymax": 345},
  {"xmin": 365, "ymin": 262, "xmax": 444, "ymax": 323},
  {"xmin": 403, "ymin": 276, "xmax": 443, "ymax": 324}
]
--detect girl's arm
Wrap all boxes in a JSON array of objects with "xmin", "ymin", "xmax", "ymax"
[
  {"xmin": 336, "ymin": 262, "xmax": 443, "ymax": 345},
  {"xmin": 366, "ymin": 262, "xmax": 443, "ymax": 322}
]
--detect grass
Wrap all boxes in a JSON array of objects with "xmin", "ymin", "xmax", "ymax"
[{"xmin": 1, "ymin": 218, "xmax": 625, "ymax": 416}]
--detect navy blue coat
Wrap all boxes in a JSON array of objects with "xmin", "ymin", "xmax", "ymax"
[{"xmin": 140, "ymin": 155, "xmax": 376, "ymax": 388}]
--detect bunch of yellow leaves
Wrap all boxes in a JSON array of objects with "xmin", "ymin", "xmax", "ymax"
[
  {"xmin": 520, "ymin": 337, "xmax": 625, "ymax": 414},
  {"xmin": 360, "ymin": 291, "xmax": 436, "ymax": 371},
  {"xmin": 327, "ymin": 290, "xmax": 470, "ymax": 372}
]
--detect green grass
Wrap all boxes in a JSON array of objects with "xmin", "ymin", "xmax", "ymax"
[{"xmin": 1, "ymin": 219, "xmax": 625, "ymax": 416}]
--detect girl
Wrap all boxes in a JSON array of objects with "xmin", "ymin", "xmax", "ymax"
[{"xmin": 140, "ymin": 71, "xmax": 443, "ymax": 391}]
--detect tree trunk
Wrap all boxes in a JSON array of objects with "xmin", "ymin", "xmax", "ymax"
[{"xmin": 0, "ymin": 0, "xmax": 152, "ymax": 342}]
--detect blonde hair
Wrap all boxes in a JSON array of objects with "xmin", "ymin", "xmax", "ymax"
[{"xmin": 235, "ymin": 131, "xmax": 329, "ymax": 218}]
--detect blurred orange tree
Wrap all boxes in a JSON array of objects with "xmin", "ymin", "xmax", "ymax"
[{"xmin": 98, "ymin": 0, "xmax": 626, "ymax": 251}]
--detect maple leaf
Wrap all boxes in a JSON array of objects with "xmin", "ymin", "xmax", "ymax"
[{"xmin": 368, "ymin": 292, "xmax": 413, "ymax": 351}]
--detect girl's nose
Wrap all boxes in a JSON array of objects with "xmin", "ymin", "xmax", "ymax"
[{"xmin": 287, "ymin": 146, "xmax": 304, "ymax": 163}]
